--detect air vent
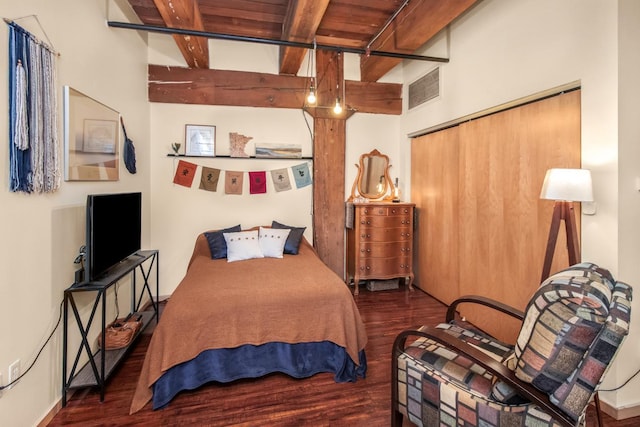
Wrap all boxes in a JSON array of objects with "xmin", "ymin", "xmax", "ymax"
[{"xmin": 408, "ymin": 67, "xmax": 440, "ymax": 109}]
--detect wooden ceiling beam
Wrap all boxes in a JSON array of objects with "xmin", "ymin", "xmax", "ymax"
[
  {"xmin": 279, "ymin": 0, "xmax": 330, "ymax": 75},
  {"xmin": 360, "ymin": 0, "xmax": 479, "ymax": 82},
  {"xmin": 152, "ymin": 0, "xmax": 209, "ymax": 68},
  {"xmin": 148, "ymin": 64, "xmax": 401, "ymax": 115}
]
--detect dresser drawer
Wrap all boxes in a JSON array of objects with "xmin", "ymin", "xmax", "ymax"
[
  {"xmin": 356, "ymin": 241, "xmax": 412, "ymax": 258},
  {"xmin": 355, "ymin": 257, "xmax": 412, "ymax": 279},
  {"xmin": 358, "ymin": 227, "xmax": 412, "ymax": 242},
  {"xmin": 360, "ymin": 206, "xmax": 413, "ymax": 216},
  {"xmin": 358, "ymin": 214, "xmax": 412, "ymax": 228}
]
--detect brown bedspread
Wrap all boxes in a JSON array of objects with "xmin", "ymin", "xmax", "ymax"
[{"xmin": 130, "ymin": 232, "xmax": 368, "ymax": 413}]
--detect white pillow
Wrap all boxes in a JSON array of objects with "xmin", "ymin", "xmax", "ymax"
[
  {"xmin": 223, "ymin": 230, "xmax": 264, "ymax": 262},
  {"xmin": 258, "ymin": 226, "xmax": 291, "ymax": 258}
]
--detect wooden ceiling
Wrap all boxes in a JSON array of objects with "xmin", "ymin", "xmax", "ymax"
[{"xmin": 126, "ymin": 0, "xmax": 480, "ymax": 82}]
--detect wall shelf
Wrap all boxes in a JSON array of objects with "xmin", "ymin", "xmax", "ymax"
[{"xmin": 167, "ymin": 154, "xmax": 313, "ymax": 160}]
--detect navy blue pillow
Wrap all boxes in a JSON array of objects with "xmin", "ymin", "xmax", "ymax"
[
  {"xmin": 271, "ymin": 221, "xmax": 306, "ymax": 255},
  {"xmin": 204, "ymin": 225, "xmax": 241, "ymax": 259}
]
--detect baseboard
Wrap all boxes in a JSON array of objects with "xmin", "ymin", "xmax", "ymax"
[
  {"xmin": 600, "ymin": 398, "xmax": 640, "ymax": 420},
  {"xmin": 37, "ymin": 392, "xmax": 70, "ymax": 427}
]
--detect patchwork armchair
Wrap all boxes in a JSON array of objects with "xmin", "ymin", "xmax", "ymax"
[{"xmin": 392, "ymin": 263, "xmax": 632, "ymax": 427}]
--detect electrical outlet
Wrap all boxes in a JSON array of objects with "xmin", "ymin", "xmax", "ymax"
[{"xmin": 8, "ymin": 360, "xmax": 20, "ymax": 390}]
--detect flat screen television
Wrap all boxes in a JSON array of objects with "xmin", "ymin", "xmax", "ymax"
[{"xmin": 85, "ymin": 192, "xmax": 142, "ymax": 282}]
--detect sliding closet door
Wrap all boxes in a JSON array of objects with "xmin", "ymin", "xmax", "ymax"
[
  {"xmin": 412, "ymin": 90, "xmax": 581, "ymax": 341},
  {"xmin": 411, "ymin": 126, "xmax": 460, "ymax": 305}
]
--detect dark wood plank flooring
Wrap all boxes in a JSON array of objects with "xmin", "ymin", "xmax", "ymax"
[{"xmin": 48, "ymin": 287, "xmax": 637, "ymax": 426}]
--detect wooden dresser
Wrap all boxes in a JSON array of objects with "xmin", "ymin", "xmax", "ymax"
[{"xmin": 346, "ymin": 202, "xmax": 415, "ymax": 295}]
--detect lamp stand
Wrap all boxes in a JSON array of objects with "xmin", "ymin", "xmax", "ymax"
[{"xmin": 541, "ymin": 200, "xmax": 580, "ymax": 282}]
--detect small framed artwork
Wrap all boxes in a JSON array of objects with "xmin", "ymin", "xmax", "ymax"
[
  {"xmin": 255, "ymin": 143, "xmax": 302, "ymax": 159},
  {"xmin": 83, "ymin": 119, "xmax": 117, "ymax": 153},
  {"xmin": 185, "ymin": 124, "xmax": 216, "ymax": 156}
]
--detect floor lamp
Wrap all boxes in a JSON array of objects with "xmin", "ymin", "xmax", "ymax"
[{"xmin": 539, "ymin": 168, "xmax": 593, "ymax": 282}]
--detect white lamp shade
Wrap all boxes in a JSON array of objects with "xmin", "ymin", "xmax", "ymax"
[{"xmin": 540, "ymin": 168, "xmax": 594, "ymax": 202}]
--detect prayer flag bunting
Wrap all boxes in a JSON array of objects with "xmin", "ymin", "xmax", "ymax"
[
  {"xmin": 199, "ymin": 166, "xmax": 221, "ymax": 192},
  {"xmin": 225, "ymin": 170, "xmax": 244, "ymax": 195},
  {"xmin": 170, "ymin": 158, "xmax": 313, "ymax": 194},
  {"xmin": 292, "ymin": 163, "xmax": 312, "ymax": 188},
  {"xmin": 249, "ymin": 171, "xmax": 267, "ymax": 194},
  {"xmin": 270, "ymin": 168, "xmax": 292, "ymax": 192},
  {"xmin": 173, "ymin": 160, "xmax": 197, "ymax": 187}
]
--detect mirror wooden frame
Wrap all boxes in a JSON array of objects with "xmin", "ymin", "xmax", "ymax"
[{"xmin": 348, "ymin": 149, "xmax": 393, "ymax": 201}]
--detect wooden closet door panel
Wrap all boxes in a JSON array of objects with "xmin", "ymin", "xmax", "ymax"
[
  {"xmin": 411, "ymin": 90, "xmax": 581, "ymax": 343},
  {"xmin": 457, "ymin": 91, "xmax": 581, "ymax": 341},
  {"xmin": 411, "ymin": 126, "xmax": 460, "ymax": 304}
]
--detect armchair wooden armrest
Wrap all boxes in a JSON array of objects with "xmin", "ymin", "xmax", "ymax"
[
  {"xmin": 446, "ymin": 295, "xmax": 525, "ymax": 323},
  {"xmin": 392, "ymin": 327, "xmax": 576, "ymax": 427}
]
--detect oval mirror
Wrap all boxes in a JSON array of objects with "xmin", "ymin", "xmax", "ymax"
[{"xmin": 349, "ymin": 149, "xmax": 393, "ymax": 201}]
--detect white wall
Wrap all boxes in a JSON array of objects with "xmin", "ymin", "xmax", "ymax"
[
  {"xmin": 0, "ymin": 1, "xmax": 150, "ymax": 425},
  {"xmin": 400, "ymin": 0, "xmax": 639, "ymax": 412},
  {"xmin": 616, "ymin": 0, "xmax": 640, "ymax": 412},
  {"xmin": 147, "ymin": 35, "xmax": 401, "ymax": 293}
]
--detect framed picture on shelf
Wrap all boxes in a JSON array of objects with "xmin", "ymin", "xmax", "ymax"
[
  {"xmin": 255, "ymin": 143, "xmax": 302, "ymax": 158},
  {"xmin": 185, "ymin": 124, "xmax": 215, "ymax": 156}
]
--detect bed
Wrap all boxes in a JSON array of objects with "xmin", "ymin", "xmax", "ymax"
[{"xmin": 130, "ymin": 227, "xmax": 368, "ymax": 413}]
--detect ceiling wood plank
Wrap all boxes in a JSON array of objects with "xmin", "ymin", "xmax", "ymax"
[
  {"xmin": 149, "ymin": 65, "xmax": 305, "ymax": 107},
  {"xmin": 152, "ymin": 0, "xmax": 209, "ymax": 68},
  {"xmin": 360, "ymin": 0, "xmax": 479, "ymax": 82},
  {"xmin": 279, "ymin": 0, "xmax": 330, "ymax": 75},
  {"xmin": 344, "ymin": 80, "xmax": 402, "ymax": 115},
  {"xmin": 148, "ymin": 64, "xmax": 401, "ymax": 115}
]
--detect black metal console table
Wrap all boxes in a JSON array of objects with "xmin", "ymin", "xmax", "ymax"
[{"xmin": 62, "ymin": 250, "xmax": 159, "ymax": 406}]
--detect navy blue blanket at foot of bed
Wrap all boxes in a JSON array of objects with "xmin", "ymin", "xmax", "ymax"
[{"xmin": 152, "ymin": 341, "xmax": 367, "ymax": 409}]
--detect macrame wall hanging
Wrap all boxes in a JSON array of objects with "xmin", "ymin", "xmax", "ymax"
[{"xmin": 6, "ymin": 17, "xmax": 60, "ymax": 193}]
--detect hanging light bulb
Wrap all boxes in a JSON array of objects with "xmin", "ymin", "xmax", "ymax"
[
  {"xmin": 307, "ymin": 78, "xmax": 316, "ymax": 105},
  {"xmin": 333, "ymin": 51, "xmax": 344, "ymax": 115},
  {"xmin": 333, "ymin": 96, "xmax": 342, "ymax": 114},
  {"xmin": 306, "ymin": 40, "xmax": 317, "ymax": 105}
]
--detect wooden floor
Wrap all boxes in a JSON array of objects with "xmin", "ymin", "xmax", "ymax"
[{"xmin": 48, "ymin": 286, "xmax": 637, "ymax": 426}]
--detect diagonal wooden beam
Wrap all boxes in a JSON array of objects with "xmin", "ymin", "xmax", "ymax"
[
  {"xmin": 148, "ymin": 64, "xmax": 402, "ymax": 115},
  {"xmin": 360, "ymin": 0, "xmax": 479, "ymax": 82},
  {"xmin": 279, "ymin": 0, "xmax": 330, "ymax": 75},
  {"xmin": 152, "ymin": 0, "xmax": 209, "ymax": 68}
]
